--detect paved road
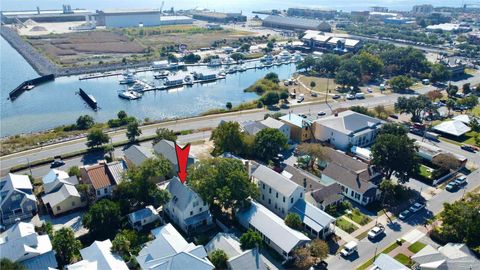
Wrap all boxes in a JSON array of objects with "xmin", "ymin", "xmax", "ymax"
[{"xmin": 1, "ymin": 71, "xmax": 479, "ymax": 176}]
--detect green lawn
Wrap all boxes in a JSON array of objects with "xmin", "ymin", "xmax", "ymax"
[
  {"xmin": 472, "ymin": 106, "xmax": 480, "ymax": 117},
  {"xmin": 439, "ymin": 131, "xmax": 479, "ymax": 147},
  {"xmin": 408, "ymin": 241, "xmax": 427, "ymax": 254},
  {"xmin": 419, "ymin": 165, "xmax": 433, "ymax": 179},
  {"xmin": 336, "ymin": 217, "xmax": 359, "ymax": 233},
  {"xmin": 394, "ymin": 253, "xmax": 413, "ymax": 267},
  {"xmin": 356, "ymin": 240, "xmax": 406, "ymax": 270},
  {"xmin": 347, "ymin": 209, "xmax": 372, "ymax": 225}
]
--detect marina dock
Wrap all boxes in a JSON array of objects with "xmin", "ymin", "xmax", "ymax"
[
  {"xmin": 78, "ymin": 88, "xmax": 98, "ymax": 110},
  {"xmin": 9, "ymin": 74, "xmax": 55, "ymax": 101}
]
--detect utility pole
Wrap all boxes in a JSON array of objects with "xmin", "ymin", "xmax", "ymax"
[{"xmin": 26, "ymin": 157, "xmax": 32, "ymax": 176}]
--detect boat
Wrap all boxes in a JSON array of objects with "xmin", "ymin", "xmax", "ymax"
[
  {"xmin": 128, "ymin": 82, "xmax": 144, "ymax": 92},
  {"xmin": 184, "ymin": 75, "xmax": 194, "ymax": 85},
  {"xmin": 238, "ymin": 65, "xmax": 247, "ymax": 72},
  {"xmin": 278, "ymin": 50, "xmax": 292, "ymax": 61},
  {"xmin": 218, "ymin": 70, "xmax": 226, "ymax": 77},
  {"xmin": 118, "ymin": 90, "xmax": 142, "ymax": 100},
  {"xmin": 195, "ymin": 72, "xmax": 218, "ymax": 82},
  {"xmin": 257, "ymin": 63, "xmax": 265, "ymax": 69},
  {"xmin": 154, "ymin": 70, "xmax": 170, "ymax": 79},
  {"xmin": 24, "ymin": 84, "xmax": 35, "ymax": 90},
  {"xmin": 120, "ymin": 72, "xmax": 136, "ymax": 84}
]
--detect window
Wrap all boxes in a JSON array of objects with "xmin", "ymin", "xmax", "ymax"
[
  {"xmin": 190, "ymin": 211, "xmax": 193, "ymax": 216},
  {"xmin": 269, "ymin": 188, "xmax": 271, "ymax": 194},
  {"xmin": 274, "ymin": 204, "xmax": 277, "ymax": 209},
  {"xmin": 26, "ymin": 205, "xmax": 33, "ymax": 211},
  {"xmin": 11, "ymin": 194, "xmax": 21, "ymax": 201},
  {"xmin": 355, "ymin": 193, "xmax": 360, "ymax": 200},
  {"xmin": 300, "ymin": 192, "xmax": 303, "ymax": 198},
  {"xmin": 351, "ymin": 190, "xmax": 354, "ymax": 197},
  {"xmin": 193, "ymin": 201, "xmax": 199, "ymax": 207},
  {"xmin": 283, "ymin": 196, "xmax": 285, "ymax": 202},
  {"xmin": 203, "ymin": 201, "xmax": 207, "ymax": 206},
  {"xmin": 262, "ymin": 194, "xmax": 265, "ymax": 200},
  {"xmin": 268, "ymin": 199, "xmax": 271, "ymax": 204},
  {"xmin": 56, "ymin": 206, "xmax": 61, "ymax": 211},
  {"xmin": 276, "ymin": 192, "xmax": 278, "ymax": 198},
  {"xmin": 291, "ymin": 197, "xmax": 294, "ymax": 203},
  {"xmin": 104, "ymin": 188, "xmax": 108, "ymax": 194},
  {"xmin": 72, "ymin": 201, "xmax": 76, "ymax": 206},
  {"xmin": 97, "ymin": 190, "xmax": 101, "ymax": 196},
  {"xmin": 199, "ymin": 207, "xmax": 203, "ymax": 212},
  {"xmin": 262, "ymin": 183, "xmax": 265, "ymax": 189}
]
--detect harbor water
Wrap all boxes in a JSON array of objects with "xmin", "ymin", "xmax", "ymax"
[{"xmin": 0, "ymin": 37, "xmax": 297, "ymax": 137}]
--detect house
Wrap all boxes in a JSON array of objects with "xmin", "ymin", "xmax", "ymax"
[
  {"xmin": 279, "ymin": 114, "xmax": 314, "ymax": 142},
  {"xmin": 153, "ymin": 139, "xmax": 196, "ymax": 179},
  {"xmin": 282, "ymin": 165, "xmax": 324, "ymax": 192},
  {"xmin": 128, "ymin": 205, "xmax": 160, "ymax": 231},
  {"xmin": 136, "ymin": 223, "xmax": 214, "ymax": 270},
  {"xmin": 320, "ymin": 148, "xmax": 382, "ymax": 205},
  {"xmin": 0, "ymin": 222, "xmax": 57, "ymax": 270},
  {"xmin": 124, "ymin": 145, "xmax": 154, "ymax": 168},
  {"xmin": 163, "ymin": 177, "xmax": 213, "ymax": 235},
  {"xmin": 313, "ymin": 110, "xmax": 383, "ymax": 150},
  {"xmin": 41, "ymin": 169, "xmax": 78, "ymax": 194},
  {"xmin": 433, "ymin": 120, "xmax": 471, "ymax": 137},
  {"xmin": 80, "ymin": 161, "xmax": 126, "ymax": 200},
  {"xmin": 260, "ymin": 117, "xmax": 291, "ymax": 141},
  {"xmin": 66, "ymin": 239, "xmax": 128, "ymax": 270},
  {"xmin": 205, "ymin": 233, "xmax": 267, "ymax": 270},
  {"xmin": 240, "ymin": 121, "xmax": 268, "ymax": 136},
  {"xmin": 0, "ymin": 173, "xmax": 37, "ymax": 225},
  {"xmin": 371, "ymin": 254, "xmax": 409, "ymax": 270},
  {"xmin": 42, "ymin": 182, "xmax": 85, "ymax": 216},
  {"xmin": 411, "ymin": 243, "xmax": 479, "ymax": 270},
  {"xmin": 289, "ymin": 199, "xmax": 335, "ymax": 239},
  {"xmin": 307, "ymin": 183, "xmax": 344, "ymax": 211},
  {"xmin": 252, "ymin": 165, "xmax": 305, "ymax": 218},
  {"xmin": 236, "ymin": 201, "xmax": 310, "ymax": 260}
]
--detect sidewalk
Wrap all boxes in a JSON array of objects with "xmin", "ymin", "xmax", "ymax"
[{"xmin": 332, "ymin": 225, "xmax": 357, "ymax": 245}]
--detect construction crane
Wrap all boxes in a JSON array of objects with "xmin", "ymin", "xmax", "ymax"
[{"xmin": 160, "ymin": 1, "xmax": 164, "ymax": 14}]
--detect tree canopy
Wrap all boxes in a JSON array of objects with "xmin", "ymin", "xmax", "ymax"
[
  {"xmin": 86, "ymin": 128, "xmax": 110, "ymax": 149},
  {"xmin": 239, "ymin": 229, "xmax": 263, "ymax": 250},
  {"xmin": 0, "ymin": 259, "xmax": 26, "ymax": 270},
  {"xmin": 253, "ymin": 128, "xmax": 288, "ymax": 162},
  {"xmin": 388, "ymin": 75, "xmax": 414, "ymax": 92},
  {"xmin": 76, "ymin": 115, "xmax": 95, "ymax": 130},
  {"xmin": 211, "ymin": 121, "xmax": 244, "ymax": 155},
  {"xmin": 152, "ymin": 128, "xmax": 177, "ymax": 145},
  {"xmin": 429, "ymin": 63, "xmax": 451, "ymax": 82},
  {"xmin": 83, "ymin": 199, "xmax": 121, "ymax": 239},
  {"xmin": 371, "ymin": 133, "xmax": 419, "ymax": 182},
  {"xmin": 209, "ymin": 250, "xmax": 228, "ymax": 269},
  {"xmin": 188, "ymin": 158, "xmax": 259, "ymax": 213},
  {"xmin": 285, "ymin": 212, "xmax": 303, "ymax": 230},
  {"xmin": 126, "ymin": 120, "xmax": 142, "ymax": 142},
  {"xmin": 395, "ymin": 95, "xmax": 434, "ymax": 122},
  {"xmin": 52, "ymin": 228, "xmax": 82, "ymax": 266}
]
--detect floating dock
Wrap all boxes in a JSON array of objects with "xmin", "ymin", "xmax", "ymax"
[
  {"xmin": 78, "ymin": 88, "xmax": 98, "ymax": 110},
  {"xmin": 9, "ymin": 74, "xmax": 55, "ymax": 101}
]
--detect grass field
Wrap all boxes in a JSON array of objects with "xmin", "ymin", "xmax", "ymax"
[
  {"xmin": 347, "ymin": 209, "xmax": 372, "ymax": 226},
  {"xmin": 298, "ymin": 76, "xmax": 338, "ymax": 93},
  {"xmin": 394, "ymin": 253, "xmax": 413, "ymax": 266},
  {"xmin": 439, "ymin": 131, "xmax": 478, "ymax": 146},
  {"xmin": 419, "ymin": 164, "xmax": 433, "ymax": 179},
  {"xmin": 408, "ymin": 241, "xmax": 427, "ymax": 254},
  {"xmin": 336, "ymin": 217, "xmax": 359, "ymax": 233}
]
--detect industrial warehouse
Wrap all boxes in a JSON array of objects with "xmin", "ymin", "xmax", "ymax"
[
  {"xmin": 262, "ymin": 15, "xmax": 332, "ymax": 32},
  {"xmin": 90, "ymin": 9, "xmax": 193, "ymax": 28},
  {"xmin": 190, "ymin": 11, "xmax": 247, "ymax": 23}
]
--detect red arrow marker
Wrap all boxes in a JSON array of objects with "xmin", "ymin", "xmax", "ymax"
[{"xmin": 175, "ymin": 143, "xmax": 191, "ymax": 184}]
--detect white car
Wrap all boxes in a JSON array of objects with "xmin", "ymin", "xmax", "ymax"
[
  {"xmin": 368, "ymin": 225, "xmax": 385, "ymax": 240},
  {"xmin": 346, "ymin": 94, "xmax": 355, "ymax": 100},
  {"xmin": 340, "ymin": 241, "xmax": 358, "ymax": 257},
  {"xmin": 409, "ymin": 202, "xmax": 425, "ymax": 213}
]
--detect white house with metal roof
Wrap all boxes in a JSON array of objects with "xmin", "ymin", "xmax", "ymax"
[
  {"xmin": 163, "ymin": 177, "xmax": 213, "ymax": 235},
  {"xmin": 313, "ymin": 110, "xmax": 383, "ymax": 150},
  {"xmin": 205, "ymin": 233, "xmax": 267, "ymax": 270},
  {"xmin": 42, "ymin": 169, "xmax": 78, "ymax": 194},
  {"xmin": 0, "ymin": 173, "xmax": 37, "ymax": 225},
  {"xmin": 0, "ymin": 222, "xmax": 57, "ymax": 270},
  {"xmin": 127, "ymin": 205, "xmax": 160, "ymax": 231},
  {"xmin": 371, "ymin": 254, "xmax": 408, "ymax": 270},
  {"xmin": 66, "ymin": 239, "xmax": 128, "ymax": 270},
  {"xmin": 236, "ymin": 201, "xmax": 310, "ymax": 260},
  {"xmin": 136, "ymin": 223, "xmax": 214, "ymax": 270},
  {"xmin": 289, "ymin": 199, "xmax": 335, "ymax": 239},
  {"xmin": 433, "ymin": 120, "xmax": 471, "ymax": 137},
  {"xmin": 260, "ymin": 117, "xmax": 291, "ymax": 140},
  {"xmin": 252, "ymin": 165, "xmax": 305, "ymax": 218}
]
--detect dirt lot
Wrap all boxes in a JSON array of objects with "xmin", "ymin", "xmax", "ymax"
[{"xmin": 24, "ymin": 25, "xmax": 257, "ymax": 68}]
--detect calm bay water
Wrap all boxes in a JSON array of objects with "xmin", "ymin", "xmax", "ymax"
[{"xmin": 0, "ymin": 37, "xmax": 296, "ymax": 137}]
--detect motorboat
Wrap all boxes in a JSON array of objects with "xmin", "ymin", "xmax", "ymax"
[
  {"xmin": 154, "ymin": 70, "xmax": 170, "ymax": 79},
  {"xmin": 118, "ymin": 90, "xmax": 142, "ymax": 100},
  {"xmin": 120, "ymin": 72, "xmax": 136, "ymax": 84},
  {"xmin": 184, "ymin": 75, "xmax": 194, "ymax": 85},
  {"xmin": 128, "ymin": 82, "xmax": 145, "ymax": 92}
]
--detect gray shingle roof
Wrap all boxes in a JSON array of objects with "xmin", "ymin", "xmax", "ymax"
[
  {"xmin": 241, "ymin": 121, "xmax": 267, "ymax": 136},
  {"xmin": 314, "ymin": 110, "xmax": 383, "ymax": 136},
  {"xmin": 228, "ymin": 249, "xmax": 267, "ymax": 270},
  {"xmin": 310, "ymin": 183, "xmax": 343, "ymax": 205},
  {"xmin": 124, "ymin": 145, "xmax": 154, "ymax": 167},
  {"xmin": 252, "ymin": 165, "xmax": 303, "ymax": 197},
  {"xmin": 167, "ymin": 177, "xmax": 203, "ymax": 211},
  {"xmin": 283, "ymin": 165, "xmax": 324, "ymax": 192}
]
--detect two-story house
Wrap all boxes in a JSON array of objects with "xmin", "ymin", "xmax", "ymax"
[
  {"xmin": 261, "ymin": 117, "xmax": 291, "ymax": 141},
  {"xmin": 0, "ymin": 174, "xmax": 37, "ymax": 225},
  {"xmin": 41, "ymin": 169, "xmax": 86, "ymax": 216},
  {"xmin": 153, "ymin": 140, "xmax": 196, "ymax": 180},
  {"xmin": 163, "ymin": 177, "xmax": 213, "ymax": 235},
  {"xmin": 279, "ymin": 113, "xmax": 314, "ymax": 142},
  {"xmin": 80, "ymin": 161, "xmax": 126, "ymax": 200},
  {"xmin": 252, "ymin": 165, "xmax": 304, "ymax": 218},
  {"xmin": 313, "ymin": 110, "xmax": 383, "ymax": 150}
]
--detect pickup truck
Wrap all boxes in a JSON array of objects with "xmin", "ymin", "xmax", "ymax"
[
  {"xmin": 368, "ymin": 224, "xmax": 385, "ymax": 240},
  {"xmin": 340, "ymin": 241, "xmax": 358, "ymax": 257}
]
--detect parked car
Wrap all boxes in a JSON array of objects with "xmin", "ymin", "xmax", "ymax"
[
  {"xmin": 332, "ymin": 94, "xmax": 341, "ymax": 99},
  {"xmin": 454, "ymin": 176, "xmax": 467, "ymax": 186},
  {"xmin": 299, "ymin": 114, "xmax": 307, "ymax": 118},
  {"xmin": 399, "ymin": 210, "xmax": 410, "ymax": 220},
  {"xmin": 409, "ymin": 202, "xmax": 426, "ymax": 213},
  {"xmin": 446, "ymin": 181, "xmax": 459, "ymax": 192},
  {"xmin": 368, "ymin": 225, "xmax": 385, "ymax": 240},
  {"xmin": 340, "ymin": 241, "xmax": 358, "ymax": 257},
  {"xmin": 355, "ymin": 93, "xmax": 365, "ymax": 99},
  {"xmin": 317, "ymin": 111, "xmax": 326, "ymax": 116},
  {"xmin": 346, "ymin": 94, "xmax": 355, "ymax": 100},
  {"xmin": 50, "ymin": 156, "xmax": 65, "ymax": 168},
  {"xmin": 461, "ymin": 144, "xmax": 476, "ymax": 152}
]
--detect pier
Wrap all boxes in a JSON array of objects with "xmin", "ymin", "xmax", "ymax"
[{"xmin": 9, "ymin": 74, "xmax": 55, "ymax": 101}]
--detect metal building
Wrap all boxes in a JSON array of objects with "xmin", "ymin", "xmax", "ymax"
[{"xmin": 90, "ymin": 9, "xmax": 192, "ymax": 28}]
